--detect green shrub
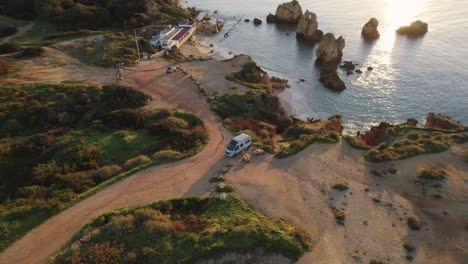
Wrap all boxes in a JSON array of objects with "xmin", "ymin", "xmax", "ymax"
[
  {"xmin": 102, "ymin": 84, "xmax": 151, "ymax": 109},
  {"xmin": 94, "ymin": 165, "xmax": 122, "ymax": 182},
  {"xmin": 102, "ymin": 109, "xmax": 146, "ymax": 129},
  {"xmin": 150, "ymin": 116, "xmax": 189, "ymax": 135},
  {"xmin": 0, "ymin": 58, "xmax": 11, "ymax": 76},
  {"xmin": 416, "ymin": 165, "xmax": 447, "ymax": 181},
  {"xmin": 151, "ymin": 150, "xmax": 182, "ymax": 162},
  {"xmin": 464, "ymin": 148, "xmax": 468, "ymax": 163},
  {"xmin": 407, "ymin": 132, "xmax": 420, "ymax": 140},
  {"xmin": 0, "ymin": 26, "xmax": 18, "ymax": 38},
  {"xmin": 0, "ymin": 43, "xmax": 22, "ymax": 54},
  {"xmin": 122, "ymin": 155, "xmax": 150, "ymax": 170},
  {"xmin": 215, "ymin": 184, "xmax": 235, "ymax": 193}
]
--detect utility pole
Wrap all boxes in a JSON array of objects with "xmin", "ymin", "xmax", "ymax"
[{"xmin": 134, "ymin": 28, "xmax": 140, "ymax": 61}]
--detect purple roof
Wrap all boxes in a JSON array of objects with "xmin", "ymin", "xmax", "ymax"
[
  {"xmin": 179, "ymin": 21, "xmax": 194, "ymax": 27},
  {"xmin": 171, "ymin": 27, "xmax": 190, "ymax": 41}
]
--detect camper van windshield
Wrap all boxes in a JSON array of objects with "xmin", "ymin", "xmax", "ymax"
[{"xmin": 226, "ymin": 140, "xmax": 238, "ymax": 151}]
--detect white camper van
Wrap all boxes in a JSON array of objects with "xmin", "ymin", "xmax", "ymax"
[{"xmin": 224, "ymin": 133, "xmax": 252, "ymax": 157}]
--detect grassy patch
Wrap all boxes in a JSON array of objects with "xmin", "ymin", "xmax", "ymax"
[
  {"xmin": 276, "ymin": 133, "xmax": 339, "ymax": 158},
  {"xmin": 416, "ymin": 165, "xmax": 447, "ymax": 181},
  {"xmin": 343, "ymin": 135, "xmax": 370, "ymax": 150},
  {"xmin": 0, "ymin": 16, "xmax": 28, "ymax": 28},
  {"xmin": 215, "ymin": 184, "xmax": 235, "ymax": 193},
  {"xmin": 464, "ymin": 148, "xmax": 468, "ymax": 163},
  {"xmin": 52, "ymin": 195, "xmax": 312, "ymax": 263},
  {"xmin": 0, "ymin": 83, "xmax": 208, "ymax": 251},
  {"xmin": 68, "ymin": 32, "xmax": 153, "ymax": 67},
  {"xmin": 360, "ymin": 130, "xmax": 467, "ymax": 162}
]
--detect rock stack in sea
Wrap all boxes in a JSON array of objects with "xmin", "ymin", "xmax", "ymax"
[
  {"xmin": 361, "ymin": 17, "xmax": 380, "ymax": 40},
  {"xmin": 315, "ymin": 33, "xmax": 346, "ymax": 91},
  {"xmin": 397, "ymin": 20, "xmax": 428, "ymax": 37},
  {"xmin": 296, "ymin": 10, "xmax": 323, "ymax": 41},
  {"xmin": 266, "ymin": 0, "xmax": 303, "ymax": 23}
]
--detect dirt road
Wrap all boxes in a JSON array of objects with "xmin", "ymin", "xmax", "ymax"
[{"xmin": 0, "ymin": 60, "xmax": 232, "ymax": 264}]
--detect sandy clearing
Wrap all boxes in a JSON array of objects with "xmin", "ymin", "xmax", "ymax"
[
  {"xmin": 227, "ymin": 141, "xmax": 468, "ymax": 264},
  {"xmin": 4, "ymin": 47, "xmax": 116, "ymax": 85}
]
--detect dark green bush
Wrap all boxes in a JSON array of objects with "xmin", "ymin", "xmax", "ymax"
[
  {"xmin": 0, "ymin": 43, "xmax": 22, "ymax": 54},
  {"xmin": 102, "ymin": 84, "xmax": 151, "ymax": 109},
  {"xmin": 102, "ymin": 109, "xmax": 146, "ymax": 129},
  {"xmin": 0, "ymin": 26, "xmax": 18, "ymax": 38}
]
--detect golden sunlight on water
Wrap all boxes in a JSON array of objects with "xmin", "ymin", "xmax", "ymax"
[{"xmin": 355, "ymin": 0, "xmax": 428, "ymax": 86}]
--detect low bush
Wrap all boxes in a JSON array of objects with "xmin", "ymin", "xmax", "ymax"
[
  {"xmin": 94, "ymin": 165, "xmax": 122, "ymax": 182},
  {"xmin": 0, "ymin": 43, "xmax": 22, "ymax": 54},
  {"xmin": 102, "ymin": 84, "xmax": 151, "ymax": 109},
  {"xmin": 151, "ymin": 150, "xmax": 182, "ymax": 163},
  {"xmin": 464, "ymin": 148, "xmax": 468, "ymax": 163},
  {"xmin": 330, "ymin": 207, "xmax": 345, "ymax": 225},
  {"xmin": 332, "ymin": 182, "xmax": 349, "ymax": 191},
  {"xmin": 102, "ymin": 109, "xmax": 146, "ymax": 129},
  {"xmin": 416, "ymin": 165, "xmax": 447, "ymax": 181},
  {"xmin": 0, "ymin": 26, "xmax": 18, "ymax": 38},
  {"xmin": 0, "ymin": 58, "xmax": 10, "ymax": 75},
  {"xmin": 14, "ymin": 47, "xmax": 45, "ymax": 59},
  {"xmin": 407, "ymin": 216, "xmax": 421, "ymax": 231},
  {"xmin": 122, "ymin": 155, "xmax": 151, "ymax": 170},
  {"xmin": 403, "ymin": 241, "xmax": 416, "ymax": 252},
  {"xmin": 215, "ymin": 184, "xmax": 235, "ymax": 193}
]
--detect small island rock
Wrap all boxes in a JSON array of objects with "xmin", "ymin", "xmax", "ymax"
[
  {"xmin": 253, "ymin": 18, "xmax": 262, "ymax": 25},
  {"xmin": 296, "ymin": 10, "xmax": 323, "ymax": 41},
  {"xmin": 361, "ymin": 17, "xmax": 380, "ymax": 40},
  {"xmin": 266, "ymin": 0, "xmax": 303, "ymax": 23},
  {"xmin": 316, "ymin": 33, "xmax": 345, "ymax": 66},
  {"xmin": 397, "ymin": 20, "xmax": 428, "ymax": 37}
]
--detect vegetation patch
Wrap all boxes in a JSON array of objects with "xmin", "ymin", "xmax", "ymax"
[
  {"xmin": 0, "ymin": 25, "xmax": 18, "ymax": 38},
  {"xmin": 416, "ymin": 165, "xmax": 447, "ymax": 181},
  {"xmin": 52, "ymin": 195, "xmax": 312, "ymax": 263},
  {"xmin": 406, "ymin": 217, "xmax": 421, "ymax": 231},
  {"xmin": 0, "ymin": 42, "xmax": 22, "ymax": 54},
  {"xmin": 464, "ymin": 148, "xmax": 468, "ymax": 163},
  {"xmin": 0, "ymin": 83, "xmax": 208, "ymax": 251},
  {"xmin": 359, "ymin": 129, "xmax": 467, "ymax": 162},
  {"xmin": 215, "ymin": 184, "xmax": 235, "ymax": 193},
  {"xmin": 210, "ymin": 90, "xmax": 340, "ymax": 156},
  {"xmin": 330, "ymin": 206, "xmax": 345, "ymax": 225},
  {"xmin": 331, "ymin": 182, "xmax": 349, "ymax": 191},
  {"xmin": 0, "ymin": 58, "xmax": 11, "ymax": 75},
  {"xmin": 14, "ymin": 47, "xmax": 45, "ymax": 59},
  {"xmin": 69, "ymin": 32, "xmax": 153, "ymax": 67},
  {"xmin": 403, "ymin": 241, "xmax": 416, "ymax": 252}
]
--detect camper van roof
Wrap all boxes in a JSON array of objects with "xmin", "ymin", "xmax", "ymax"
[{"xmin": 233, "ymin": 133, "xmax": 250, "ymax": 141}]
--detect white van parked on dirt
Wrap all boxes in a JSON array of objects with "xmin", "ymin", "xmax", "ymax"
[{"xmin": 224, "ymin": 133, "xmax": 252, "ymax": 157}]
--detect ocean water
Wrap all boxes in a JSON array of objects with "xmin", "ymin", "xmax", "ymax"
[{"xmin": 184, "ymin": 0, "xmax": 468, "ymax": 132}]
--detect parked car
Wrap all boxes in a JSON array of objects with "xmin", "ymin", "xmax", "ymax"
[
  {"xmin": 225, "ymin": 133, "xmax": 252, "ymax": 157},
  {"xmin": 166, "ymin": 67, "xmax": 175, "ymax": 73}
]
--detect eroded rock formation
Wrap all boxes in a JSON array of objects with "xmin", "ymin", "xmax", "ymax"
[
  {"xmin": 316, "ymin": 33, "xmax": 345, "ymax": 66},
  {"xmin": 197, "ymin": 20, "xmax": 225, "ymax": 36},
  {"xmin": 425, "ymin": 113, "xmax": 463, "ymax": 130},
  {"xmin": 319, "ymin": 71, "xmax": 346, "ymax": 91},
  {"xmin": 296, "ymin": 10, "xmax": 323, "ymax": 41},
  {"xmin": 360, "ymin": 122, "xmax": 393, "ymax": 146},
  {"xmin": 266, "ymin": 0, "xmax": 303, "ymax": 23},
  {"xmin": 361, "ymin": 17, "xmax": 380, "ymax": 40},
  {"xmin": 397, "ymin": 20, "xmax": 428, "ymax": 37}
]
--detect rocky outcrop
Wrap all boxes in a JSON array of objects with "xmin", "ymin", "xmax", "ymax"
[
  {"xmin": 319, "ymin": 71, "xmax": 346, "ymax": 91},
  {"xmin": 424, "ymin": 113, "xmax": 463, "ymax": 130},
  {"xmin": 324, "ymin": 115, "xmax": 343, "ymax": 133},
  {"xmin": 296, "ymin": 10, "xmax": 323, "ymax": 41},
  {"xmin": 360, "ymin": 122, "xmax": 393, "ymax": 146},
  {"xmin": 315, "ymin": 33, "xmax": 346, "ymax": 91},
  {"xmin": 404, "ymin": 118, "xmax": 418, "ymax": 127},
  {"xmin": 197, "ymin": 20, "xmax": 225, "ymax": 35},
  {"xmin": 361, "ymin": 17, "xmax": 380, "ymax": 40},
  {"xmin": 316, "ymin": 33, "xmax": 345, "ymax": 66},
  {"xmin": 266, "ymin": 0, "xmax": 303, "ymax": 23},
  {"xmin": 397, "ymin": 20, "xmax": 428, "ymax": 37},
  {"xmin": 253, "ymin": 18, "xmax": 262, "ymax": 25}
]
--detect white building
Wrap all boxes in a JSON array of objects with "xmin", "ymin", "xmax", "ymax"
[{"xmin": 150, "ymin": 21, "xmax": 196, "ymax": 50}]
